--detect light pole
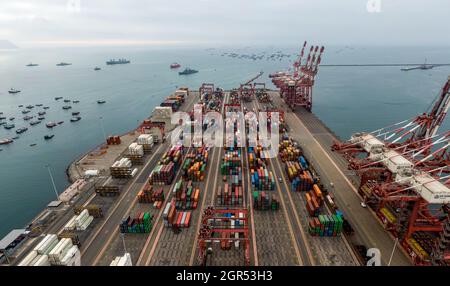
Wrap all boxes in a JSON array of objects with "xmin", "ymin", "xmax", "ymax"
[
  {"xmin": 99, "ymin": 116, "xmax": 106, "ymax": 141},
  {"xmin": 387, "ymin": 237, "xmax": 399, "ymax": 266},
  {"xmin": 46, "ymin": 164, "xmax": 59, "ymax": 200}
]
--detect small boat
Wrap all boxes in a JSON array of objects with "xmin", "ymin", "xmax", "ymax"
[
  {"xmin": 26, "ymin": 63, "xmax": 39, "ymax": 67},
  {"xmin": 9, "ymin": 117, "xmax": 15, "ymax": 121},
  {"xmin": 94, "ymin": 67, "xmax": 101, "ymax": 71},
  {"xmin": 170, "ymin": 63, "xmax": 181, "ymax": 69},
  {"xmin": 22, "ymin": 110, "xmax": 30, "ymax": 114},
  {"xmin": 44, "ymin": 135, "xmax": 54, "ymax": 140},
  {"xmin": 36, "ymin": 104, "xmax": 43, "ymax": 107},
  {"xmin": 30, "ymin": 120, "xmax": 41, "ymax": 126},
  {"xmin": 0, "ymin": 138, "xmax": 13, "ymax": 145},
  {"xmin": 73, "ymin": 100, "xmax": 80, "ymax": 103},
  {"xmin": 62, "ymin": 105, "xmax": 72, "ymax": 110},
  {"xmin": 30, "ymin": 143, "xmax": 37, "ymax": 147},
  {"xmin": 56, "ymin": 62, "xmax": 72, "ymax": 66},
  {"xmin": 26, "ymin": 105, "xmax": 34, "ymax": 109},
  {"xmin": 18, "ymin": 105, "xmax": 23, "ymax": 108},
  {"xmin": 63, "ymin": 99, "xmax": 71, "ymax": 103},
  {"xmin": 0, "ymin": 116, "xmax": 6, "ymax": 120},
  {"xmin": 15, "ymin": 127, "xmax": 28, "ymax": 134},
  {"xmin": 43, "ymin": 106, "xmax": 50, "ymax": 109},
  {"xmin": 55, "ymin": 97, "xmax": 63, "ymax": 100},
  {"xmin": 97, "ymin": 100, "xmax": 106, "ymax": 104},
  {"xmin": 46, "ymin": 122, "xmax": 57, "ymax": 128},
  {"xmin": 58, "ymin": 121, "xmax": 64, "ymax": 125},
  {"xmin": 12, "ymin": 136, "xmax": 19, "ymax": 140},
  {"xmin": 38, "ymin": 111, "xmax": 46, "ymax": 116},
  {"xmin": 4, "ymin": 124, "xmax": 15, "ymax": 130},
  {"xmin": 8, "ymin": 88, "xmax": 21, "ymax": 94},
  {"xmin": 38, "ymin": 116, "xmax": 45, "ymax": 120},
  {"xmin": 70, "ymin": 116, "xmax": 81, "ymax": 122},
  {"xmin": 23, "ymin": 115, "xmax": 33, "ymax": 121},
  {"xmin": 72, "ymin": 111, "xmax": 80, "ymax": 116},
  {"xmin": 179, "ymin": 68, "xmax": 198, "ymax": 75},
  {"xmin": 0, "ymin": 122, "xmax": 5, "ymax": 126}
]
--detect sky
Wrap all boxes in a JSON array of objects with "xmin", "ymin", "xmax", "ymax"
[{"xmin": 0, "ymin": 0, "xmax": 449, "ymax": 48}]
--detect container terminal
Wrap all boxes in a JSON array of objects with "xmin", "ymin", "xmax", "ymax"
[{"xmin": 2, "ymin": 42, "xmax": 449, "ymax": 267}]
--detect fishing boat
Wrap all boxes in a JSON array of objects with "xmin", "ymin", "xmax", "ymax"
[
  {"xmin": 62, "ymin": 105, "xmax": 72, "ymax": 110},
  {"xmin": 55, "ymin": 97, "xmax": 63, "ymax": 100},
  {"xmin": 9, "ymin": 117, "xmax": 15, "ymax": 121},
  {"xmin": 22, "ymin": 110, "xmax": 30, "ymax": 114},
  {"xmin": 97, "ymin": 100, "xmax": 106, "ymax": 104},
  {"xmin": 46, "ymin": 122, "xmax": 57, "ymax": 128},
  {"xmin": 72, "ymin": 111, "xmax": 80, "ymax": 116},
  {"xmin": 64, "ymin": 99, "xmax": 71, "ymax": 103},
  {"xmin": 36, "ymin": 104, "xmax": 43, "ymax": 107},
  {"xmin": 38, "ymin": 116, "xmax": 45, "ymax": 120},
  {"xmin": 38, "ymin": 111, "xmax": 46, "ymax": 116},
  {"xmin": 178, "ymin": 68, "xmax": 198, "ymax": 75},
  {"xmin": 70, "ymin": 116, "xmax": 82, "ymax": 122},
  {"xmin": 0, "ymin": 122, "xmax": 5, "ymax": 126},
  {"xmin": 94, "ymin": 67, "xmax": 101, "ymax": 71},
  {"xmin": 15, "ymin": 127, "xmax": 28, "ymax": 134},
  {"xmin": 8, "ymin": 88, "xmax": 21, "ymax": 94},
  {"xmin": 43, "ymin": 106, "xmax": 50, "ymax": 110},
  {"xmin": 4, "ymin": 124, "xmax": 15, "ymax": 130},
  {"xmin": 30, "ymin": 120, "xmax": 41, "ymax": 126},
  {"xmin": 26, "ymin": 105, "xmax": 34, "ymax": 109},
  {"xmin": 0, "ymin": 138, "xmax": 13, "ymax": 145},
  {"xmin": 12, "ymin": 136, "xmax": 19, "ymax": 140},
  {"xmin": 44, "ymin": 135, "xmax": 54, "ymax": 140},
  {"xmin": 73, "ymin": 100, "xmax": 80, "ymax": 103},
  {"xmin": 18, "ymin": 105, "xmax": 23, "ymax": 107},
  {"xmin": 23, "ymin": 115, "xmax": 33, "ymax": 121},
  {"xmin": 58, "ymin": 121, "xmax": 64, "ymax": 125},
  {"xmin": 30, "ymin": 143, "xmax": 37, "ymax": 147},
  {"xmin": 170, "ymin": 63, "xmax": 181, "ymax": 69},
  {"xmin": 0, "ymin": 116, "xmax": 5, "ymax": 120}
]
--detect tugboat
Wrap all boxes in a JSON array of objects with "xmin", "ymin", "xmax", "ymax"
[
  {"xmin": 26, "ymin": 63, "xmax": 39, "ymax": 67},
  {"xmin": 46, "ymin": 122, "xmax": 57, "ymax": 128},
  {"xmin": 0, "ymin": 138, "xmax": 13, "ymax": 145},
  {"xmin": 97, "ymin": 100, "xmax": 106, "ymax": 104},
  {"xmin": 44, "ymin": 134, "xmax": 54, "ymax": 140},
  {"xmin": 70, "ymin": 116, "xmax": 82, "ymax": 122},
  {"xmin": 15, "ymin": 127, "xmax": 28, "ymax": 134},
  {"xmin": 62, "ymin": 105, "xmax": 72, "ymax": 110},
  {"xmin": 94, "ymin": 67, "xmax": 101, "ymax": 71},
  {"xmin": 4, "ymin": 124, "xmax": 15, "ymax": 130},
  {"xmin": 178, "ymin": 68, "xmax": 198, "ymax": 75},
  {"xmin": 55, "ymin": 97, "xmax": 63, "ymax": 100},
  {"xmin": 8, "ymin": 88, "xmax": 21, "ymax": 94},
  {"xmin": 170, "ymin": 63, "xmax": 181, "ymax": 69},
  {"xmin": 56, "ymin": 62, "xmax": 72, "ymax": 66},
  {"xmin": 72, "ymin": 111, "xmax": 80, "ymax": 116},
  {"xmin": 106, "ymin": 59, "xmax": 130, "ymax": 65}
]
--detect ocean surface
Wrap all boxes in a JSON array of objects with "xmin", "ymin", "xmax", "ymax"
[{"xmin": 0, "ymin": 45, "xmax": 449, "ymax": 237}]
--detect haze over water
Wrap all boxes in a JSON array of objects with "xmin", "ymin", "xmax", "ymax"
[{"xmin": 0, "ymin": 45, "xmax": 449, "ymax": 237}]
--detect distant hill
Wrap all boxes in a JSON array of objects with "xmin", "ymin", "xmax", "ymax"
[{"xmin": 0, "ymin": 40, "xmax": 18, "ymax": 49}]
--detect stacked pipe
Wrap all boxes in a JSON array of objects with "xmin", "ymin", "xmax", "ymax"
[
  {"xmin": 162, "ymin": 199, "xmax": 191, "ymax": 228},
  {"xmin": 308, "ymin": 214, "xmax": 344, "ymax": 237},
  {"xmin": 74, "ymin": 205, "xmax": 103, "ymax": 218},
  {"xmin": 110, "ymin": 158, "xmax": 136, "ymax": 178},
  {"xmin": 119, "ymin": 212, "xmax": 153, "ymax": 233},
  {"xmin": 253, "ymin": 191, "xmax": 280, "ymax": 211},
  {"xmin": 216, "ymin": 184, "xmax": 243, "ymax": 206},
  {"xmin": 149, "ymin": 145, "xmax": 183, "ymax": 185},
  {"xmin": 137, "ymin": 134, "xmax": 154, "ymax": 153},
  {"xmin": 110, "ymin": 253, "xmax": 132, "ymax": 266},
  {"xmin": 173, "ymin": 179, "xmax": 200, "ymax": 210},
  {"xmin": 182, "ymin": 147, "xmax": 208, "ymax": 181},
  {"xmin": 64, "ymin": 209, "xmax": 94, "ymax": 231}
]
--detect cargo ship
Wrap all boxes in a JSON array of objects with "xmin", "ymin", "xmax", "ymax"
[
  {"xmin": 170, "ymin": 63, "xmax": 181, "ymax": 69},
  {"xmin": 178, "ymin": 68, "xmax": 198, "ymax": 75},
  {"xmin": 0, "ymin": 138, "xmax": 13, "ymax": 145},
  {"xmin": 106, "ymin": 59, "xmax": 130, "ymax": 65},
  {"xmin": 56, "ymin": 62, "xmax": 71, "ymax": 66},
  {"xmin": 8, "ymin": 88, "xmax": 21, "ymax": 94}
]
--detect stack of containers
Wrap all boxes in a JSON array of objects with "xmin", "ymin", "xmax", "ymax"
[
  {"xmin": 216, "ymin": 184, "xmax": 243, "ymax": 206},
  {"xmin": 291, "ymin": 171, "xmax": 314, "ymax": 192},
  {"xmin": 308, "ymin": 214, "xmax": 343, "ymax": 237},
  {"xmin": 149, "ymin": 145, "xmax": 183, "ymax": 184},
  {"xmin": 173, "ymin": 179, "xmax": 200, "ymax": 210},
  {"xmin": 162, "ymin": 199, "xmax": 191, "ymax": 228},
  {"xmin": 161, "ymin": 99, "xmax": 180, "ymax": 112},
  {"xmin": 251, "ymin": 167, "xmax": 275, "ymax": 191},
  {"xmin": 110, "ymin": 253, "xmax": 133, "ymax": 266},
  {"xmin": 137, "ymin": 134, "xmax": 154, "ymax": 153},
  {"xmin": 285, "ymin": 161, "xmax": 303, "ymax": 181},
  {"xmin": 182, "ymin": 147, "xmax": 208, "ymax": 181},
  {"xmin": 137, "ymin": 184, "xmax": 164, "ymax": 208},
  {"xmin": 48, "ymin": 238, "xmax": 74, "ymax": 265},
  {"xmin": 253, "ymin": 191, "xmax": 280, "ymax": 211},
  {"xmin": 119, "ymin": 212, "xmax": 153, "ymax": 233},
  {"xmin": 106, "ymin": 136, "xmax": 121, "ymax": 145},
  {"xmin": 279, "ymin": 138, "xmax": 302, "ymax": 162},
  {"xmin": 221, "ymin": 149, "xmax": 241, "ymax": 175},
  {"xmin": 110, "ymin": 158, "xmax": 135, "ymax": 178},
  {"xmin": 73, "ymin": 209, "xmax": 94, "ymax": 231}
]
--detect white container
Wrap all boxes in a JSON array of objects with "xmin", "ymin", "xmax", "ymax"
[
  {"xmin": 60, "ymin": 245, "xmax": 80, "ymax": 266},
  {"xmin": 32, "ymin": 254, "xmax": 50, "ymax": 266},
  {"xmin": 18, "ymin": 250, "xmax": 38, "ymax": 266},
  {"xmin": 64, "ymin": 215, "xmax": 77, "ymax": 231},
  {"xmin": 35, "ymin": 234, "xmax": 58, "ymax": 255},
  {"xmin": 117, "ymin": 253, "xmax": 132, "ymax": 266},
  {"xmin": 49, "ymin": 238, "xmax": 72, "ymax": 264},
  {"xmin": 131, "ymin": 168, "xmax": 138, "ymax": 177},
  {"xmin": 78, "ymin": 215, "xmax": 94, "ymax": 231}
]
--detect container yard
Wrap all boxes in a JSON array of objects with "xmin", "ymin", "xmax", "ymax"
[{"xmin": 4, "ymin": 43, "xmax": 449, "ymax": 268}]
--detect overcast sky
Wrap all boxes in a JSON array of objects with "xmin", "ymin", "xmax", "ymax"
[{"xmin": 0, "ymin": 0, "xmax": 449, "ymax": 47}]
